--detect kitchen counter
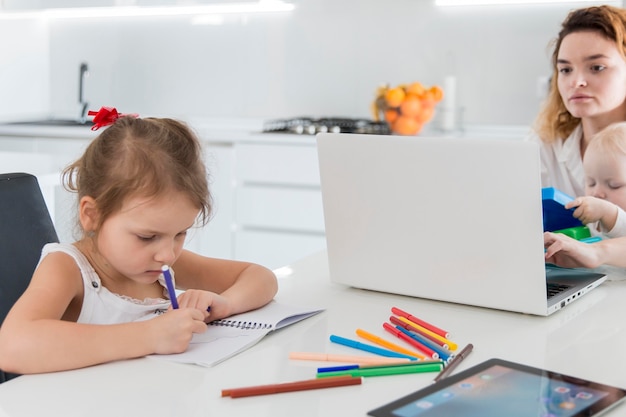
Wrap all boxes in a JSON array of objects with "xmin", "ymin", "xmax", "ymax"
[{"xmin": 0, "ymin": 118, "xmax": 532, "ymax": 145}]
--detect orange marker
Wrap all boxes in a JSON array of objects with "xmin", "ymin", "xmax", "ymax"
[
  {"xmin": 356, "ymin": 328, "xmax": 426, "ymax": 360},
  {"xmin": 394, "ymin": 316, "xmax": 458, "ymax": 351}
]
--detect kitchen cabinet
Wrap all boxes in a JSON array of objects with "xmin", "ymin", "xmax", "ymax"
[
  {"xmin": 0, "ymin": 124, "xmax": 324, "ymax": 269},
  {"xmin": 232, "ymin": 141, "xmax": 326, "ymax": 269}
]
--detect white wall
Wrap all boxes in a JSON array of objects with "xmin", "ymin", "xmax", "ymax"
[
  {"xmin": 0, "ymin": 19, "xmax": 49, "ymax": 122},
  {"xmin": 11, "ymin": 1, "xmax": 621, "ymax": 126}
]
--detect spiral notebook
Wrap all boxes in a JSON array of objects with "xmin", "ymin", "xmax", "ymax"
[{"xmin": 150, "ymin": 300, "xmax": 324, "ymax": 367}]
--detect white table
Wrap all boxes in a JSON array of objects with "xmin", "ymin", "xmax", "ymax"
[{"xmin": 1, "ymin": 250, "xmax": 625, "ymax": 417}]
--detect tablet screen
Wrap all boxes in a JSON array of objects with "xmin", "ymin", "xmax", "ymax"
[{"xmin": 368, "ymin": 359, "xmax": 626, "ymax": 417}]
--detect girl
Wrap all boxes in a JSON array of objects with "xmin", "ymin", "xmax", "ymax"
[
  {"xmin": 0, "ymin": 112, "xmax": 278, "ymax": 374},
  {"xmin": 528, "ymin": 5, "xmax": 626, "ymax": 198}
]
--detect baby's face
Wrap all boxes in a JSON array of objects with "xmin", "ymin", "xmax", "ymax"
[{"xmin": 583, "ymin": 149, "xmax": 626, "ymax": 210}]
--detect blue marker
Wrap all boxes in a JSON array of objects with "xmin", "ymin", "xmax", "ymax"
[
  {"xmin": 161, "ymin": 265, "xmax": 211, "ymax": 312},
  {"xmin": 395, "ymin": 326, "xmax": 452, "ymax": 362},
  {"xmin": 317, "ymin": 364, "xmax": 360, "ymax": 373},
  {"xmin": 329, "ymin": 335, "xmax": 418, "ymax": 359},
  {"xmin": 161, "ymin": 265, "xmax": 179, "ymax": 309}
]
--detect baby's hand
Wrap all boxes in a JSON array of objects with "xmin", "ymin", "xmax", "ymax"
[
  {"xmin": 565, "ymin": 196, "xmax": 615, "ymax": 225},
  {"xmin": 150, "ymin": 308, "xmax": 206, "ymax": 354}
]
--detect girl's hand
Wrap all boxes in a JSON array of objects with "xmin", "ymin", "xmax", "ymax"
[
  {"xmin": 149, "ymin": 308, "xmax": 207, "ymax": 354},
  {"xmin": 544, "ymin": 232, "xmax": 602, "ymax": 268},
  {"xmin": 175, "ymin": 289, "xmax": 231, "ymax": 322}
]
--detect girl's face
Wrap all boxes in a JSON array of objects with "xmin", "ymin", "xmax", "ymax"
[
  {"xmin": 94, "ymin": 190, "xmax": 200, "ymax": 285},
  {"xmin": 584, "ymin": 148, "xmax": 626, "ymax": 211},
  {"xmin": 557, "ymin": 31, "xmax": 626, "ymax": 121}
]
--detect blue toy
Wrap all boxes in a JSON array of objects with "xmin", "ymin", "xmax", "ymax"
[{"xmin": 542, "ymin": 187, "xmax": 583, "ymax": 232}]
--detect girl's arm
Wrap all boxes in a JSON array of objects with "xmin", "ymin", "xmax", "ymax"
[
  {"xmin": 172, "ymin": 250, "xmax": 278, "ymax": 320},
  {"xmin": 0, "ymin": 252, "xmax": 206, "ymax": 374}
]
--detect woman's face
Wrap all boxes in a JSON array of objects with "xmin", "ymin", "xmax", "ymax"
[{"xmin": 557, "ymin": 31, "xmax": 626, "ymax": 121}]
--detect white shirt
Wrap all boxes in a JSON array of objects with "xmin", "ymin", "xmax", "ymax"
[
  {"xmin": 39, "ymin": 243, "xmax": 172, "ymax": 324},
  {"xmin": 526, "ymin": 124, "xmax": 585, "ymax": 198},
  {"xmin": 589, "ymin": 206, "xmax": 626, "ymax": 239}
]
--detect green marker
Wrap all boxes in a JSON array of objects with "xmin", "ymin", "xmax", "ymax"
[{"xmin": 316, "ymin": 362, "xmax": 443, "ymax": 378}]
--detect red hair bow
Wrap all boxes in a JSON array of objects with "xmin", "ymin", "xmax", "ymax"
[{"xmin": 88, "ymin": 106, "xmax": 139, "ymax": 131}]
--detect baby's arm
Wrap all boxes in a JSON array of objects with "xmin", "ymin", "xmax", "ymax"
[
  {"xmin": 565, "ymin": 196, "xmax": 619, "ymax": 231},
  {"xmin": 0, "ymin": 252, "xmax": 207, "ymax": 374}
]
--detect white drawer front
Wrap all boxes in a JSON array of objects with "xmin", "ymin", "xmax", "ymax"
[
  {"xmin": 236, "ymin": 185, "xmax": 324, "ymax": 232},
  {"xmin": 236, "ymin": 144, "xmax": 320, "ymax": 186}
]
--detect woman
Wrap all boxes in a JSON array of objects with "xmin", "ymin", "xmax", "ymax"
[{"xmin": 529, "ymin": 5, "xmax": 626, "ymax": 198}]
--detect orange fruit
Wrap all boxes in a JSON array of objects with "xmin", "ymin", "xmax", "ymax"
[
  {"xmin": 406, "ymin": 82, "xmax": 426, "ymax": 97},
  {"xmin": 421, "ymin": 91, "xmax": 436, "ymax": 109},
  {"xmin": 392, "ymin": 115, "xmax": 421, "ymax": 135},
  {"xmin": 416, "ymin": 106, "xmax": 434, "ymax": 123},
  {"xmin": 384, "ymin": 108, "xmax": 399, "ymax": 124},
  {"xmin": 400, "ymin": 95, "xmax": 423, "ymax": 117},
  {"xmin": 428, "ymin": 85, "xmax": 444, "ymax": 102},
  {"xmin": 385, "ymin": 87, "xmax": 406, "ymax": 108}
]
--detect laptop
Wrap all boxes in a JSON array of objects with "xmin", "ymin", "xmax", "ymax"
[{"xmin": 316, "ymin": 133, "xmax": 606, "ymax": 316}]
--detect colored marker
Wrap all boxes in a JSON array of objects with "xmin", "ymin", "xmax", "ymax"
[
  {"xmin": 389, "ymin": 315, "xmax": 451, "ymax": 350},
  {"xmin": 395, "ymin": 327, "xmax": 453, "ymax": 362},
  {"xmin": 222, "ymin": 375, "xmax": 362, "ymax": 398},
  {"xmin": 288, "ymin": 352, "xmax": 412, "ymax": 365},
  {"xmin": 383, "ymin": 323, "xmax": 439, "ymax": 359},
  {"xmin": 356, "ymin": 328, "xmax": 426, "ymax": 360},
  {"xmin": 316, "ymin": 362, "xmax": 443, "ymax": 378},
  {"xmin": 318, "ymin": 360, "xmax": 443, "ymax": 374},
  {"xmin": 161, "ymin": 265, "xmax": 179, "ymax": 309},
  {"xmin": 433, "ymin": 343, "xmax": 474, "ymax": 383},
  {"xmin": 391, "ymin": 307, "xmax": 449, "ymax": 338},
  {"xmin": 329, "ymin": 335, "xmax": 418, "ymax": 360},
  {"xmin": 161, "ymin": 265, "xmax": 211, "ymax": 312},
  {"xmin": 394, "ymin": 316, "xmax": 458, "ymax": 351}
]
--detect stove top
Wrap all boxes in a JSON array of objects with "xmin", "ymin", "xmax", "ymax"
[{"xmin": 262, "ymin": 117, "xmax": 391, "ymax": 135}]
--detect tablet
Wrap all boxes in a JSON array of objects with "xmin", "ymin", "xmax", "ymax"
[{"xmin": 368, "ymin": 358, "xmax": 626, "ymax": 417}]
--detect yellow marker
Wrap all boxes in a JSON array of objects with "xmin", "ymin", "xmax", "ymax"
[
  {"xmin": 356, "ymin": 328, "xmax": 426, "ymax": 360},
  {"xmin": 397, "ymin": 316, "xmax": 458, "ymax": 351}
]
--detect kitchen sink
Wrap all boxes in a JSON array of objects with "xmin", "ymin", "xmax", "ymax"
[{"xmin": 5, "ymin": 119, "xmax": 90, "ymax": 127}]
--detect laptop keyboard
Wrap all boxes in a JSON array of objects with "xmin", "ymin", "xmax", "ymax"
[{"xmin": 547, "ymin": 282, "xmax": 571, "ymax": 299}]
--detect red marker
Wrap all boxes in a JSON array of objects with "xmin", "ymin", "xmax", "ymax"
[
  {"xmin": 391, "ymin": 307, "xmax": 449, "ymax": 338},
  {"xmin": 383, "ymin": 322, "xmax": 439, "ymax": 359},
  {"xmin": 389, "ymin": 316, "xmax": 450, "ymax": 350}
]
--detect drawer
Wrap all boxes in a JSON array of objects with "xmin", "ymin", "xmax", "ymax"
[
  {"xmin": 234, "ymin": 230, "xmax": 327, "ymax": 270},
  {"xmin": 236, "ymin": 185, "xmax": 325, "ymax": 232},
  {"xmin": 236, "ymin": 144, "xmax": 320, "ymax": 186}
]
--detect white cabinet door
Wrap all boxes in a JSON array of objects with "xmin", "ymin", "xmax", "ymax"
[{"xmin": 233, "ymin": 142, "xmax": 325, "ymax": 268}]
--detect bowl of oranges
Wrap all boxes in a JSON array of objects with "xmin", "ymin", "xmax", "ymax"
[{"xmin": 372, "ymin": 82, "xmax": 444, "ymax": 135}]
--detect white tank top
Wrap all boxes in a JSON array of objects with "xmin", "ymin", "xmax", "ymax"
[{"xmin": 40, "ymin": 243, "xmax": 172, "ymax": 324}]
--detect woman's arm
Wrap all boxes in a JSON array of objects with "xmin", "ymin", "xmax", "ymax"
[
  {"xmin": 0, "ymin": 252, "xmax": 206, "ymax": 374},
  {"xmin": 172, "ymin": 250, "xmax": 278, "ymax": 320},
  {"xmin": 544, "ymin": 232, "xmax": 626, "ymax": 268}
]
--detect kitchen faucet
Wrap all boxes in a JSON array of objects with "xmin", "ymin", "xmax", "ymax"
[{"xmin": 79, "ymin": 62, "xmax": 89, "ymax": 123}]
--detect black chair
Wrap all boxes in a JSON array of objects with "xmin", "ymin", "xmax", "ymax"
[{"xmin": 0, "ymin": 173, "xmax": 59, "ymax": 383}]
